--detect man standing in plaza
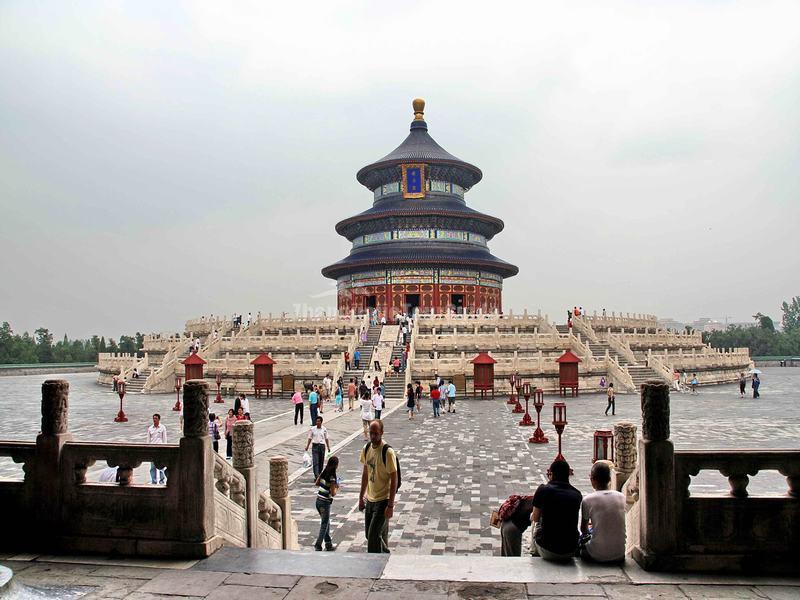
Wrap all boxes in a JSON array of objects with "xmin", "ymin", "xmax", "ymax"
[
  {"xmin": 359, "ymin": 420, "xmax": 397, "ymax": 553},
  {"xmin": 531, "ymin": 459, "xmax": 582, "ymax": 561},
  {"xmin": 446, "ymin": 379, "xmax": 457, "ymax": 413},
  {"xmin": 347, "ymin": 378, "xmax": 357, "ymax": 411},
  {"xmin": 372, "ymin": 386, "xmax": 384, "ymax": 420},
  {"xmin": 309, "ymin": 385, "xmax": 320, "ymax": 423},
  {"xmin": 305, "ymin": 415, "xmax": 331, "ymax": 479},
  {"xmin": 146, "ymin": 414, "xmax": 168, "ymax": 485}
]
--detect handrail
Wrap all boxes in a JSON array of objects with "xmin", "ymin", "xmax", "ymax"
[
  {"xmin": 645, "ymin": 351, "xmax": 674, "ymax": 384},
  {"xmin": 571, "ymin": 314, "xmax": 599, "ymax": 343},
  {"xmin": 606, "ymin": 355, "xmax": 635, "ymax": 392},
  {"xmin": 608, "ymin": 333, "xmax": 637, "ymax": 364}
]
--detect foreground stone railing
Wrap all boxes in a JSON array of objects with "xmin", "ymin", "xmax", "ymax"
[
  {"xmin": 630, "ymin": 381, "xmax": 799, "ymax": 574},
  {"xmin": 0, "ymin": 379, "xmax": 294, "ymax": 558},
  {"xmin": 585, "ymin": 311, "xmax": 659, "ymax": 330}
]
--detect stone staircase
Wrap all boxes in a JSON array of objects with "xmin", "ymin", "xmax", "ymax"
[
  {"xmin": 587, "ymin": 341, "xmax": 631, "ymax": 366},
  {"xmin": 123, "ymin": 368, "xmax": 152, "ymax": 393},
  {"xmin": 341, "ymin": 324, "xmax": 382, "ymax": 383},
  {"xmin": 627, "ymin": 364, "xmax": 664, "ymax": 387},
  {"xmin": 382, "ymin": 343, "xmax": 408, "ymax": 400}
]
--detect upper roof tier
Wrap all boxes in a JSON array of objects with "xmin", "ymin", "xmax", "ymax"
[{"xmin": 356, "ymin": 99, "xmax": 483, "ymax": 191}]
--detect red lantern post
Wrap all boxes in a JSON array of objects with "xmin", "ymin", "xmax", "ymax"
[
  {"xmin": 173, "ymin": 375, "xmax": 182, "ymax": 412},
  {"xmin": 593, "ymin": 430, "xmax": 614, "ymax": 463},
  {"xmin": 552, "ymin": 402, "xmax": 568, "ymax": 462},
  {"xmin": 519, "ymin": 382, "xmax": 533, "ymax": 426},
  {"xmin": 507, "ymin": 374, "xmax": 519, "ymax": 405},
  {"xmin": 214, "ymin": 372, "xmax": 224, "ymax": 403},
  {"xmin": 114, "ymin": 381, "xmax": 128, "ymax": 422},
  {"xmin": 528, "ymin": 388, "xmax": 549, "ymax": 443},
  {"xmin": 511, "ymin": 381, "xmax": 524, "ymax": 413}
]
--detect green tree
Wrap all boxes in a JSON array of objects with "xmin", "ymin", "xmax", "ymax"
[
  {"xmin": 781, "ymin": 296, "xmax": 800, "ymax": 333},
  {"xmin": 34, "ymin": 327, "xmax": 54, "ymax": 363}
]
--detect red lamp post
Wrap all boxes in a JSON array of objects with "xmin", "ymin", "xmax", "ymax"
[
  {"xmin": 114, "ymin": 381, "xmax": 128, "ymax": 422},
  {"xmin": 528, "ymin": 388, "xmax": 549, "ymax": 443},
  {"xmin": 173, "ymin": 375, "xmax": 182, "ymax": 412},
  {"xmin": 593, "ymin": 430, "xmax": 614, "ymax": 463},
  {"xmin": 511, "ymin": 381, "xmax": 524, "ymax": 413},
  {"xmin": 519, "ymin": 382, "xmax": 533, "ymax": 426},
  {"xmin": 507, "ymin": 374, "xmax": 519, "ymax": 405},
  {"xmin": 552, "ymin": 402, "xmax": 568, "ymax": 462},
  {"xmin": 214, "ymin": 372, "xmax": 224, "ymax": 403}
]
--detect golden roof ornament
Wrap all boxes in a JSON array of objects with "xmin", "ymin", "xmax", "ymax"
[{"xmin": 413, "ymin": 98, "xmax": 425, "ymax": 121}]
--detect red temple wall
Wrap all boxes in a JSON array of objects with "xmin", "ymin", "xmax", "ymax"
[{"xmin": 337, "ymin": 283, "xmax": 502, "ymax": 315}]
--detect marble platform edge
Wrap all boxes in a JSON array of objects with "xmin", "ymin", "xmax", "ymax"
[
  {"xmin": 190, "ymin": 549, "xmax": 800, "ymax": 586},
  {"xmin": 0, "ymin": 553, "xmax": 198, "ymax": 570}
]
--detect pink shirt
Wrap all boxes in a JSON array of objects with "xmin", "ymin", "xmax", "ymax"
[{"xmin": 292, "ymin": 391, "xmax": 303, "ymax": 405}]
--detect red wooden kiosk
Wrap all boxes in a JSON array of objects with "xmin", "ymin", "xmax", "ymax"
[
  {"xmin": 251, "ymin": 353, "xmax": 276, "ymax": 398},
  {"xmin": 555, "ymin": 350, "xmax": 581, "ymax": 397},
  {"xmin": 470, "ymin": 352, "xmax": 496, "ymax": 398},
  {"xmin": 182, "ymin": 353, "xmax": 206, "ymax": 381}
]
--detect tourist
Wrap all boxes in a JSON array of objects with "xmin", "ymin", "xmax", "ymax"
[
  {"xmin": 414, "ymin": 380, "xmax": 423, "ymax": 413},
  {"xmin": 309, "ymin": 385, "xmax": 320, "ymax": 423},
  {"xmin": 361, "ymin": 328, "xmax": 368, "ymax": 344},
  {"xmin": 752, "ymin": 373, "xmax": 761, "ymax": 398},
  {"xmin": 579, "ymin": 462, "xmax": 626, "ymax": 564},
  {"xmin": 239, "ymin": 394, "xmax": 250, "ymax": 419},
  {"xmin": 739, "ymin": 372, "xmax": 747, "ymax": 398},
  {"xmin": 208, "ymin": 413, "xmax": 221, "ymax": 453},
  {"xmin": 347, "ymin": 378, "xmax": 357, "ymax": 411},
  {"xmin": 234, "ymin": 394, "xmax": 242, "ymax": 415},
  {"xmin": 393, "ymin": 356, "xmax": 401, "ymax": 374},
  {"xmin": 112, "ymin": 375, "xmax": 118, "ymax": 392},
  {"xmin": 531, "ymin": 460, "xmax": 582, "ymax": 561},
  {"xmin": 305, "ymin": 415, "xmax": 331, "ymax": 480},
  {"xmin": 314, "ymin": 455, "xmax": 339, "ymax": 551},
  {"xmin": 602, "ymin": 308, "xmax": 606, "ymax": 318},
  {"xmin": 292, "ymin": 389, "xmax": 304, "ymax": 425},
  {"xmin": 373, "ymin": 375, "xmax": 380, "ymax": 390},
  {"xmin": 690, "ymin": 374, "xmax": 699, "ymax": 395},
  {"xmin": 372, "ymin": 386, "xmax": 384, "ymax": 420},
  {"xmin": 373, "ymin": 350, "xmax": 381, "ymax": 372},
  {"xmin": 359, "ymin": 420, "xmax": 398, "ymax": 553},
  {"xmin": 498, "ymin": 494, "xmax": 535, "ymax": 557},
  {"xmin": 599, "ymin": 376, "xmax": 606, "ymax": 389},
  {"xmin": 146, "ymin": 414, "xmax": 168, "ymax": 485},
  {"xmin": 344, "ymin": 350, "xmax": 350, "ymax": 370},
  {"xmin": 446, "ymin": 379, "xmax": 456, "ymax": 413},
  {"xmin": 335, "ymin": 381, "xmax": 343, "ymax": 412},
  {"xmin": 360, "ymin": 394, "xmax": 374, "ymax": 439},
  {"xmin": 235, "ymin": 406, "xmax": 246, "ymax": 421},
  {"xmin": 430, "ymin": 381, "xmax": 441, "ymax": 417},
  {"xmin": 132, "ymin": 367, "xmax": 139, "ymax": 379},
  {"xmin": 406, "ymin": 383, "xmax": 416, "ymax": 420},
  {"xmin": 225, "ymin": 408, "xmax": 236, "ymax": 458},
  {"xmin": 354, "ymin": 349, "xmax": 361, "ymax": 370},
  {"xmin": 605, "ymin": 383, "xmax": 615, "ymax": 416},
  {"xmin": 438, "ymin": 380, "xmax": 447, "ymax": 412},
  {"xmin": 673, "ymin": 370, "xmax": 681, "ymax": 392}
]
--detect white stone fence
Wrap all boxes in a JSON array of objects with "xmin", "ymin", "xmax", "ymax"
[
  {"xmin": 96, "ymin": 353, "xmax": 140, "ymax": 373},
  {"xmin": 415, "ymin": 331, "xmax": 568, "ymax": 352}
]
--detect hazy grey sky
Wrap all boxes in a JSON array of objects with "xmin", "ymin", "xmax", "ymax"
[{"xmin": 1, "ymin": 1, "xmax": 798, "ymax": 339}]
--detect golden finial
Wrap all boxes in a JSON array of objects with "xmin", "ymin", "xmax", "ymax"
[{"xmin": 413, "ymin": 98, "xmax": 425, "ymax": 121}]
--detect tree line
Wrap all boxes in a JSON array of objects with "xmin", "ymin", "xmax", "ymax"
[
  {"xmin": 702, "ymin": 297, "xmax": 800, "ymax": 357},
  {"xmin": 0, "ymin": 322, "xmax": 144, "ymax": 365}
]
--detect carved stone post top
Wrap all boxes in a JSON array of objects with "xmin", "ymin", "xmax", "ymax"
[
  {"xmin": 269, "ymin": 455, "xmax": 289, "ymax": 499},
  {"xmin": 640, "ymin": 381, "xmax": 670, "ymax": 442},
  {"xmin": 232, "ymin": 420, "xmax": 254, "ymax": 470},
  {"xmin": 183, "ymin": 379, "xmax": 209, "ymax": 438},
  {"xmin": 41, "ymin": 379, "xmax": 69, "ymax": 435}
]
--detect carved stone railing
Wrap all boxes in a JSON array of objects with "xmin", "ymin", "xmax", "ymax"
[
  {"xmin": 62, "ymin": 441, "xmax": 179, "ymax": 487},
  {"xmin": 571, "ymin": 314, "xmax": 599, "ymax": 343},
  {"xmin": 644, "ymin": 352, "xmax": 674, "ymax": 384},
  {"xmin": 569, "ymin": 331, "xmax": 591, "ymax": 361},
  {"xmin": 606, "ymin": 355, "xmax": 635, "ymax": 392},
  {"xmin": 586, "ymin": 311, "xmax": 659, "ymax": 330},
  {"xmin": 119, "ymin": 353, "xmax": 149, "ymax": 384},
  {"xmin": 213, "ymin": 454, "xmax": 246, "ymax": 506},
  {"xmin": 96, "ymin": 353, "xmax": 140, "ymax": 374},
  {"xmin": 414, "ymin": 331, "xmax": 566, "ymax": 352},
  {"xmin": 608, "ymin": 333, "xmax": 638, "ymax": 364},
  {"xmin": 0, "ymin": 441, "xmax": 35, "ymax": 482}
]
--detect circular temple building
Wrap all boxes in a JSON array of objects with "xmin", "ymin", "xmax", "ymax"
[{"xmin": 322, "ymin": 99, "xmax": 518, "ymax": 315}]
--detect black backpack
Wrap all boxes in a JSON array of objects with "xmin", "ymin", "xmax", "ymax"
[{"xmin": 364, "ymin": 442, "xmax": 402, "ymax": 490}]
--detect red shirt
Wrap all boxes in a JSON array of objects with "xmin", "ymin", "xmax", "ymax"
[{"xmin": 431, "ymin": 389, "xmax": 441, "ymax": 400}]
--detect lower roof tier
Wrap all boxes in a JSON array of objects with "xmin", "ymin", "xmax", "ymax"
[{"xmin": 321, "ymin": 243, "xmax": 519, "ymax": 280}]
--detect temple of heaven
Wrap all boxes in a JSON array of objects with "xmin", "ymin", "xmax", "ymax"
[{"xmin": 322, "ymin": 99, "xmax": 518, "ymax": 315}]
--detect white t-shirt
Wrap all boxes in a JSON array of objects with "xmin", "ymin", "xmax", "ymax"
[
  {"xmin": 372, "ymin": 393, "xmax": 384, "ymax": 411},
  {"xmin": 240, "ymin": 397, "xmax": 250, "ymax": 414},
  {"xmin": 360, "ymin": 399, "xmax": 374, "ymax": 420},
  {"xmin": 581, "ymin": 490, "xmax": 626, "ymax": 562},
  {"xmin": 308, "ymin": 425, "xmax": 329, "ymax": 445}
]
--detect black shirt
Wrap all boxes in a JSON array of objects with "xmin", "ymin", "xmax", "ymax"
[{"xmin": 532, "ymin": 480, "xmax": 582, "ymax": 554}]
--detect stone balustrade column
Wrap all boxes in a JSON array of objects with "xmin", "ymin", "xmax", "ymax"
[
  {"xmin": 270, "ymin": 455, "xmax": 292, "ymax": 549},
  {"xmin": 613, "ymin": 421, "xmax": 637, "ymax": 491},
  {"xmin": 232, "ymin": 420, "xmax": 257, "ymax": 547},
  {"xmin": 633, "ymin": 381, "xmax": 676, "ymax": 569},
  {"xmin": 34, "ymin": 380, "xmax": 74, "ymax": 548},
  {"xmin": 177, "ymin": 380, "xmax": 217, "ymax": 551}
]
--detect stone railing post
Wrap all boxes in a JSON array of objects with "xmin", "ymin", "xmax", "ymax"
[
  {"xmin": 178, "ymin": 380, "xmax": 216, "ymax": 551},
  {"xmin": 33, "ymin": 380, "xmax": 73, "ymax": 548},
  {"xmin": 232, "ymin": 420, "xmax": 257, "ymax": 547},
  {"xmin": 633, "ymin": 381, "xmax": 676, "ymax": 568},
  {"xmin": 270, "ymin": 455, "xmax": 292, "ymax": 549},
  {"xmin": 613, "ymin": 421, "xmax": 637, "ymax": 491}
]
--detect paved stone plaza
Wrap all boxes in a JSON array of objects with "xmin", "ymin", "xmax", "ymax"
[{"xmin": 1, "ymin": 368, "xmax": 798, "ymax": 555}]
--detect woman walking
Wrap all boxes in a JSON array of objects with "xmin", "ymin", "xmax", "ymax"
[
  {"xmin": 292, "ymin": 389, "xmax": 304, "ymax": 425},
  {"xmin": 406, "ymin": 383, "xmax": 416, "ymax": 420},
  {"xmin": 208, "ymin": 413, "xmax": 221, "ymax": 453},
  {"xmin": 430, "ymin": 381, "xmax": 441, "ymax": 417},
  {"xmin": 605, "ymin": 383, "xmax": 615, "ymax": 416},
  {"xmin": 224, "ymin": 408, "xmax": 236, "ymax": 459},
  {"xmin": 314, "ymin": 455, "xmax": 339, "ymax": 551}
]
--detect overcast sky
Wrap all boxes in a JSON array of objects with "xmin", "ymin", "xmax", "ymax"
[{"xmin": 1, "ymin": 1, "xmax": 798, "ymax": 340}]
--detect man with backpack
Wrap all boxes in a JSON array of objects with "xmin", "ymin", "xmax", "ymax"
[
  {"xmin": 498, "ymin": 494, "xmax": 535, "ymax": 556},
  {"xmin": 359, "ymin": 420, "xmax": 399, "ymax": 553}
]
